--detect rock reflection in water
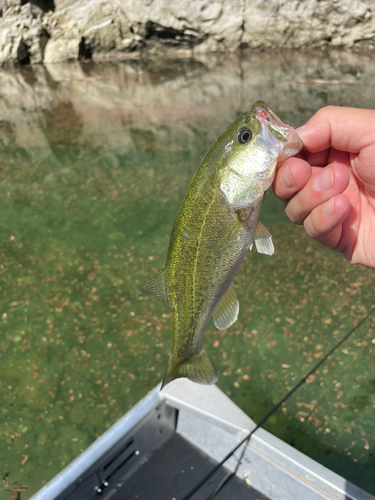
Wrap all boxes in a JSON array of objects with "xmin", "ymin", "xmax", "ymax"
[{"xmin": 1, "ymin": 51, "xmax": 374, "ymax": 155}]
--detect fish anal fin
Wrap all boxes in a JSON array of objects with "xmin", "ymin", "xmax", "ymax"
[
  {"xmin": 161, "ymin": 350, "xmax": 218, "ymax": 389},
  {"xmin": 139, "ymin": 269, "xmax": 166, "ymax": 301},
  {"xmin": 253, "ymin": 221, "xmax": 274, "ymax": 256},
  {"xmin": 212, "ymin": 284, "xmax": 239, "ymax": 330}
]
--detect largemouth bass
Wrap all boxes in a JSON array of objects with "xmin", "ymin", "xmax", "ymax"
[{"xmin": 141, "ymin": 101, "xmax": 302, "ymax": 388}]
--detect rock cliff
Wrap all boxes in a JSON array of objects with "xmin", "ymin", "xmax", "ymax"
[{"xmin": 0, "ymin": 0, "xmax": 374, "ymax": 66}]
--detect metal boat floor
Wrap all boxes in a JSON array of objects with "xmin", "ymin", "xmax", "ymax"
[
  {"xmin": 32, "ymin": 383, "xmax": 374, "ymax": 500},
  {"xmin": 121, "ymin": 432, "xmax": 268, "ymax": 500}
]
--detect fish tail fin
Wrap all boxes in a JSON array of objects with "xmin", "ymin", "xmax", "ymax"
[{"xmin": 161, "ymin": 350, "xmax": 218, "ymax": 389}]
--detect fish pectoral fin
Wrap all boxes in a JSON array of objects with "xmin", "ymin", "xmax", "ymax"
[
  {"xmin": 212, "ymin": 284, "xmax": 239, "ymax": 330},
  {"xmin": 139, "ymin": 269, "xmax": 166, "ymax": 301},
  {"xmin": 253, "ymin": 221, "xmax": 274, "ymax": 256},
  {"xmin": 161, "ymin": 350, "xmax": 218, "ymax": 389}
]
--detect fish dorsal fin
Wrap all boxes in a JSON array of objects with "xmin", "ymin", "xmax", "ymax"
[
  {"xmin": 139, "ymin": 270, "xmax": 166, "ymax": 301},
  {"xmin": 253, "ymin": 221, "xmax": 274, "ymax": 256},
  {"xmin": 212, "ymin": 284, "xmax": 239, "ymax": 330}
]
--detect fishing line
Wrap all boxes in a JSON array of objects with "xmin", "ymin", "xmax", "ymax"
[
  {"xmin": 180, "ymin": 305, "xmax": 375, "ymax": 500},
  {"xmin": 205, "ymin": 305, "xmax": 375, "ymax": 500}
]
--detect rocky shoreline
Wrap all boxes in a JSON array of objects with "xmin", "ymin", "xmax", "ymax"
[{"xmin": 0, "ymin": 0, "xmax": 375, "ymax": 66}]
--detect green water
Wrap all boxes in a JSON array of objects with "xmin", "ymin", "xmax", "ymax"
[{"xmin": 0, "ymin": 51, "xmax": 375, "ymax": 498}]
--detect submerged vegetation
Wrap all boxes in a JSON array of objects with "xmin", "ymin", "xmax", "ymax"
[{"xmin": 0, "ymin": 53, "xmax": 375, "ymax": 497}]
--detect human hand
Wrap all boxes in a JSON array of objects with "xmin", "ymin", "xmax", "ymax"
[{"xmin": 273, "ymin": 106, "xmax": 375, "ymax": 269}]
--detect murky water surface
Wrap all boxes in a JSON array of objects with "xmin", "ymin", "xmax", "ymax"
[{"xmin": 0, "ymin": 51, "xmax": 375, "ymax": 498}]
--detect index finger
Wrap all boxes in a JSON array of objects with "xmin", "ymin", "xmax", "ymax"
[{"xmin": 298, "ymin": 106, "xmax": 375, "ymax": 153}]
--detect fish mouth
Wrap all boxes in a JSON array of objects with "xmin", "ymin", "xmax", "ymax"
[{"xmin": 252, "ymin": 101, "xmax": 303, "ymax": 164}]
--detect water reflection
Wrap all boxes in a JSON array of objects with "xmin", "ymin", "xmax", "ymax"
[
  {"xmin": 0, "ymin": 51, "xmax": 374, "ymax": 498},
  {"xmin": 1, "ymin": 51, "xmax": 375, "ymax": 155}
]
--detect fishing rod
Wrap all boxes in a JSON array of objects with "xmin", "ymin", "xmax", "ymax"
[{"xmin": 180, "ymin": 305, "xmax": 375, "ymax": 500}]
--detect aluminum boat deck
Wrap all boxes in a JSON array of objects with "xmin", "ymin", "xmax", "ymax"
[{"xmin": 30, "ymin": 380, "xmax": 375, "ymax": 500}]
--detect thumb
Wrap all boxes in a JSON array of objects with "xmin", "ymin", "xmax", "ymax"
[
  {"xmin": 298, "ymin": 105, "xmax": 375, "ymax": 194},
  {"xmin": 297, "ymin": 106, "xmax": 375, "ymax": 154},
  {"xmin": 352, "ymin": 144, "xmax": 375, "ymax": 195}
]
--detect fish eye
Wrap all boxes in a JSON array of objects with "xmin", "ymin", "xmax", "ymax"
[{"xmin": 237, "ymin": 128, "xmax": 252, "ymax": 144}]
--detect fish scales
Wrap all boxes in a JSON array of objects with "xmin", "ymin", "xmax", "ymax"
[
  {"xmin": 167, "ymin": 182, "xmax": 262, "ymax": 357},
  {"xmin": 140, "ymin": 101, "xmax": 303, "ymax": 388}
]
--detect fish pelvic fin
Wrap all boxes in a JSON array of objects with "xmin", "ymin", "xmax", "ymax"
[
  {"xmin": 212, "ymin": 284, "xmax": 239, "ymax": 330},
  {"xmin": 250, "ymin": 221, "xmax": 274, "ymax": 256},
  {"xmin": 139, "ymin": 269, "xmax": 166, "ymax": 301},
  {"xmin": 161, "ymin": 350, "xmax": 218, "ymax": 389}
]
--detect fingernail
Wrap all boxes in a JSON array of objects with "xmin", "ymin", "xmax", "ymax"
[
  {"xmin": 280, "ymin": 165, "xmax": 294, "ymax": 189},
  {"xmin": 313, "ymin": 168, "xmax": 333, "ymax": 192},
  {"xmin": 323, "ymin": 198, "xmax": 335, "ymax": 216}
]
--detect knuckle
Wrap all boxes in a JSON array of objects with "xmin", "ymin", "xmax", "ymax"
[
  {"xmin": 285, "ymin": 206, "xmax": 303, "ymax": 225},
  {"xmin": 275, "ymin": 190, "xmax": 290, "ymax": 201},
  {"xmin": 304, "ymin": 210, "xmax": 334, "ymax": 243},
  {"xmin": 315, "ymin": 105, "xmax": 336, "ymax": 120},
  {"xmin": 303, "ymin": 215, "xmax": 318, "ymax": 239},
  {"xmin": 285, "ymin": 198, "xmax": 305, "ymax": 225}
]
